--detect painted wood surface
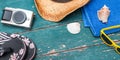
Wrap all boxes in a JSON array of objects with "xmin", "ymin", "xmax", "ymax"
[{"xmin": 0, "ymin": 0, "xmax": 120, "ymax": 60}]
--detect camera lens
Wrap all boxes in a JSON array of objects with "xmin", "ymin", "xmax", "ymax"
[{"xmin": 13, "ymin": 11, "xmax": 26, "ymax": 24}]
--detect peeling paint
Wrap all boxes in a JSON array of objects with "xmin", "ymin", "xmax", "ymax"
[
  {"xmin": 75, "ymin": 45, "xmax": 88, "ymax": 52},
  {"xmin": 47, "ymin": 49, "xmax": 59, "ymax": 56},
  {"xmin": 102, "ymin": 49, "xmax": 113, "ymax": 52},
  {"xmin": 32, "ymin": 5, "xmax": 35, "ymax": 8},
  {"xmin": 62, "ymin": 44, "xmax": 66, "ymax": 48},
  {"xmin": 93, "ymin": 40, "xmax": 98, "ymax": 42}
]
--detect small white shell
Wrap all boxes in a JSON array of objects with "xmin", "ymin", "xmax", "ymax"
[
  {"xmin": 67, "ymin": 22, "xmax": 80, "ymax": 34},
  {"xmin": 97, "ymin": 5, "xmax": 110, "ymax": 23}
]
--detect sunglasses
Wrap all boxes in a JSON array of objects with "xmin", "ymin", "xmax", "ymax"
[{"xmin": 100, "ymin": 25, "xmax": 120, "ymax": 54}]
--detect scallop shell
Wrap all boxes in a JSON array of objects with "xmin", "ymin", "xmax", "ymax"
[
  {"xmin": 67, "ymin": 22, "xmax": 80, "ymax": 34},
  {"xmin": 97, "ymin": 5, "xmax": 110, "ymax": 23}
]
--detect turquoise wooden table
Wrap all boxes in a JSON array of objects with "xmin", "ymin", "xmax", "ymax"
[{"xmin": 0, "ymin": 0, "xmax": 120, "ymax": 60}]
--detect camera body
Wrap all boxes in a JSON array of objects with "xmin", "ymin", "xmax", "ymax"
[{"xmin": 1, "ymin": 7, "xmax": 34, "ymax": 28}]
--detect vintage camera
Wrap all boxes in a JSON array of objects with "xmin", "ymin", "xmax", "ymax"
[{"xmin": 1, "ymin": 7, "xmax": 34, "ymax": 28}]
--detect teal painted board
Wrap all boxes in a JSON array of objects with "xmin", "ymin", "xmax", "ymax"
[
  {"xmin": 22, "ymin": 22, "xmax": 120, "ymax": 60},
  {"xmin": 0, "ymin": 0, "xmax": 120, "ymax": 60}
]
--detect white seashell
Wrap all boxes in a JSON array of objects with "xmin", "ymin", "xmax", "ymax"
[
  {"xmin": 67, "ymin": 22, "xmax": 80, "ymax": 34},
  {"xmin": 97, "ymin": 5, "xmax": 110, "ymax": 23}
]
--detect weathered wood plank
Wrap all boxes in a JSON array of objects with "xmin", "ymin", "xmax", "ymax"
[
  {"xmin": 0, "ymin": 0, "xmax": 120, "ymax": 60},
  {"xmin": 21, "ymin": 22, "xmax": 120, "ymax": 60}
]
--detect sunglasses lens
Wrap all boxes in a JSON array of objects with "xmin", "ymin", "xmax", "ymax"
[
  {"xmin": 116, "ymin": 48, "xmax": 120, "ymax": 53},
  {"xmin": 101, "ymin": 34, "xmax": 112, "ymax": 45}
]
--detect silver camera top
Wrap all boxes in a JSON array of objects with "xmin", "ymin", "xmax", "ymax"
[{"xmin": 1, "ymin": 7, "xmax": 34, "ymax": 28}]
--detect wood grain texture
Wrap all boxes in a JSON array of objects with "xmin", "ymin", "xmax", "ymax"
[{"xmin": 0, "ymin": 0, "xmax": 120, "ymax": 60}]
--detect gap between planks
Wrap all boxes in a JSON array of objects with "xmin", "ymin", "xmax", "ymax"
[
  {"xmin": 36, "ymin": 40, "xmax": 120, "ymax": 58},
  {"xmin": 15, "ymin": 20, "xmax": 82, "ymax": 34}
]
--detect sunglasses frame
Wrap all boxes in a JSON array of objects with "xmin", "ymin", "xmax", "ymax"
[{"xmin": 100, "ymin": 25, "xmax": 120, "ymax": 54}]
